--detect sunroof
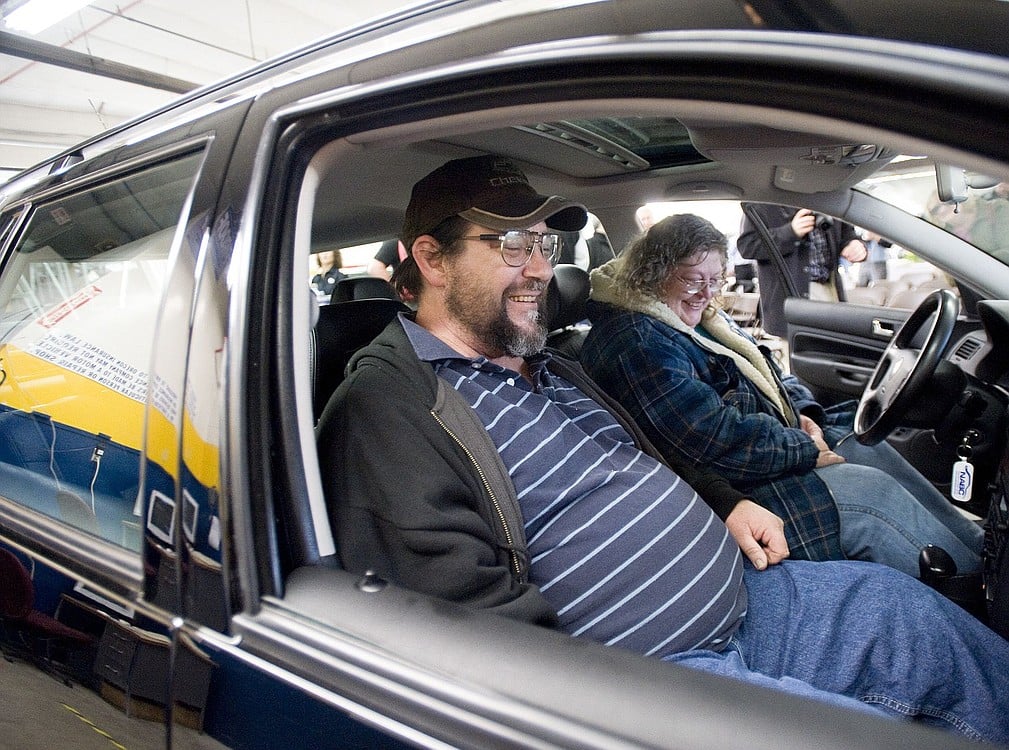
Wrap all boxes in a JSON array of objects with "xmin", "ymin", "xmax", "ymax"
[{"xmin": 559, "ymin": 116, "xmax": 707, "ymax": 169}]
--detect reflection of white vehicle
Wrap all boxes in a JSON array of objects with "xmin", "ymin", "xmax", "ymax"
[{"xmin": 3, "ymin": 1, "xmax": 1009, "ymax": 748}]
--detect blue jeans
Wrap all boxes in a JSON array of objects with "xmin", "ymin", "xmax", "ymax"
[
  {"xmin": 813, "ymin": 439, "xmax": 983, "ymax": 578},
  {"xmin": 666, "ymin": 561, "xmax": 1009, "ymax": 743}
]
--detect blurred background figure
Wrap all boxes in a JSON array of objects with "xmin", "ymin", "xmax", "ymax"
[
  {"xmin": 367, "ymin": 238, "xmax": 407, "ymax": 280},
  {"xmin": 738, "ymin": 204, "xmax": 867, "ymax": 336},
  {"xmin": 635, "ymin": 204, "xmax": 656, "ymax": 232},
  {"xmin": 857, "ymin": 230, "xmax": 891, "ymax": 287},
  {"xmin": 312, "ymin": 249, "xmax": 344, "ymax": 300}
]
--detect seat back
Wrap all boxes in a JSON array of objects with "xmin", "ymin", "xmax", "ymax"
[
  {"xmin": 311, "ymin": 298, "xmax": 410, "ymax": 421},
  {"xmin": 546, "ymin": 263, "xmax": 591, "ymax": 358},
  {"xmin": 331, "ymin": 276, "xmax": 399, "ymax": 303},
  {"xmin": 886, "ymin": 286, "xmax": 936, "ymax": 310},
  {"xmin": 845, "ymin": 286, "xmax": 888, "ymax": 306}
]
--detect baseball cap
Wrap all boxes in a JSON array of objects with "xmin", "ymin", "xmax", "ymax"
[{"xmin": 401, "ymin": 155, "xmax": 588, "ymax": 249}]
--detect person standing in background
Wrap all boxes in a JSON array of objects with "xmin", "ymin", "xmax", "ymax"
[
  {"xmin": 737, "ymin": 204, "xmax": 867, "ymax": 336},
  {"xmin": 857, "ymin": 231, "xmax": 890, "ymax": 287},
  {"xmin": 367, "ymin": 238, "xmax": 407, "ymax": 280},
  {"xmin": 312, "ymin": 249, "xmax": 345, "ymax": 298}
]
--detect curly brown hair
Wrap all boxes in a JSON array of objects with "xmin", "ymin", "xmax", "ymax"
[{"xmin": 619, "ymin": 213, "xmax": 728, "ymax": 298}]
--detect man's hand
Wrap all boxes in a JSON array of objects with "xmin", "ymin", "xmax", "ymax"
[
  {"xmin": 790, "ymin": 208, "xmax": 816, "ymax": 238},
  {"xmin": 841, "ymin": 239, "xmax": 869, "ymax": 263},
  {"xmin": 725, "ymin": 500, "xmax": 789, "ymax": 571}
]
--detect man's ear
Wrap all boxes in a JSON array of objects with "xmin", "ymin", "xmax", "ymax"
[{"xmin": 412, "ymin": 235, "xmax": 448, "ymax": 288}]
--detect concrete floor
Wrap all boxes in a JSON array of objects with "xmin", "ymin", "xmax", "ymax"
[{"xmin": 0, "ymin": 655, "xmax": 227, "ymax": 750}]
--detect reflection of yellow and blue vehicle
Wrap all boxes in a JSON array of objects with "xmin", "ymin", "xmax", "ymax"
[
  {"xmin": 0, "ymin": 237, "xmax": 169, "ymax": 549},
  {"xmin": 3, "ymin": 1, "xmax": 1009, "ymax": 748}
]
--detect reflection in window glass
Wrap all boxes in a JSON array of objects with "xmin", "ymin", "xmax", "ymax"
[
  {"xmin": 0, "ymin": 152, "xmax": 203, "ymax": 549},
  {"xmin": 858, "ymin": 157, "xmax": 1009, "ymax": 266}
]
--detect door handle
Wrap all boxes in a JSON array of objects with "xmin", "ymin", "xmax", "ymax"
[{"xmin": 871, "ymin": 319, "xmax": 895, "ymax": 339}]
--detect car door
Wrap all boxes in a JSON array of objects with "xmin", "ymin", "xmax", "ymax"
[
  {"xmin": 780, "ymin": 187, "xmax": 998, "ymax": 498},
  {"xmin": 0, "ymin": 84, "xmax": 261, "ymax": 744},
  {"xmin": 0, "ymin": 141, "xmax": 219, "ymax": 746}
]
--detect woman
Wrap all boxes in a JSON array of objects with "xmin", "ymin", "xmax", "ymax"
[
  {"xmin": 580, "ymin": 214, "xmax": 983, "ymax": 578},
  {"xmin": 312, "ymin": 249, "xmax": 345, "ymax": 298}
]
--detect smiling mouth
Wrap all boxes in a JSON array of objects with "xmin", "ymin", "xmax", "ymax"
[{"xmin": 509, "ymin": 294, "xmax": 539, "ymax": 303}]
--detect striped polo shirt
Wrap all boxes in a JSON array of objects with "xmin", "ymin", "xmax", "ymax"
[{"xmin": 403, "ymin": 317, "xmax": 745, "ymax": 657}]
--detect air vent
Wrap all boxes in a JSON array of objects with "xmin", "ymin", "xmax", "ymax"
[{"xmin": 953, "ymin": 337, "xmax": 982, "ymax": 361}]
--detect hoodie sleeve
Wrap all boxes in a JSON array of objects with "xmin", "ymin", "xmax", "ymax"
[{"xmin": 737, "ymin": 204, "xmax": 801, "ymax": 262}]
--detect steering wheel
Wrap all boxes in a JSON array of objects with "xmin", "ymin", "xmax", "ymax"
[{"xmin": 854, "ymin": 289, "xmax": 959, "ymax": 445}]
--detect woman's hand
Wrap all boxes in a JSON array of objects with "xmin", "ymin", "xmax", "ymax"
[{"xmin": 800, "ymin": 415, "xmax": 845, "ymax": 467}]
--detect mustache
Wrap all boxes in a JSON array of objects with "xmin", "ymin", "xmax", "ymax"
[{"xmin": 507, "ymin": 280, "xmax": 548, "ymax": 294}]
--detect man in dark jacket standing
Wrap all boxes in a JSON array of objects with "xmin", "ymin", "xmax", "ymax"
[
  {"xmin": 316, "ymin": 154, "xmax": 1009, "ymax": 743},
  {"xmin": 737, "ymin": 204, "xmax": 867, "ymax": 336}
]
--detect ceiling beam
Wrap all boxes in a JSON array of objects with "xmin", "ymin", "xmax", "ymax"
[{"xmin": 0, "ymin": 30, "xmax": 197, "ymax": 94}]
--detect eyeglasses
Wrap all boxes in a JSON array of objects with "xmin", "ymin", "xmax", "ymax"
[
  {"xmin": 462, "ymin": 230, "xmax": 562, "ymax": 267},
  {"xmin": 675, "ymin": 274, "xmax": 725, "ymax": 295}
]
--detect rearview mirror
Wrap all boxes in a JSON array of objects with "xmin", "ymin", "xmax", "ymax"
[
  {"xmin": 935, "ymin": 164, "xmax": 1000, "ymax": 203},
  {"xmin": 935, "ymin": 164, "xmax": 968, "ymax": 203}
]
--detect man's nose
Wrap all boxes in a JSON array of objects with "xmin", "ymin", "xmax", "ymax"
[{"xmin": 524, "ymin": 245, "xmax": 554, "ymax": 278}]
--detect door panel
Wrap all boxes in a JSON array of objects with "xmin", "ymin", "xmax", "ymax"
[{"xmin": 785, "ymin": 297, "xmax": 908, "ymax": 404}]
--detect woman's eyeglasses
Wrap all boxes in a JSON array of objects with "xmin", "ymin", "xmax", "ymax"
[
  {"xmin": 463, "ymin": 230, "xmax": 562, "ymax": 267},
  {"xmin": 675, "ymin": 274, "xmax": 726, "ymax": 295}
]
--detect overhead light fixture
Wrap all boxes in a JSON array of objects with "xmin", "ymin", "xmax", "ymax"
[{"xmin": 3, "ymin": 0, "xmax": 94, "ymax": 35}]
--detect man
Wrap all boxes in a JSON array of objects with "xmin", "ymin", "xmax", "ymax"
[
  {"xmin": 366, "ymin": 238, "xmax": 406, "ymax": 280},
  {"xmin": 737, "ymin": 204, "xmax": 867, "ymax": 336},
  {"xmin": 317, "ymin": 155, "xmax": 1009, "ymax": 742},
  {"xmin": 857, "ymin": 230, "xmax": 890, "ymax": 287}
]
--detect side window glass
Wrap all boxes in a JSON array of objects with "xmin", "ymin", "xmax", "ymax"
[
  {"xmin": 0, "ymin": 153, "xmax": 203, "ymax": 550},
  {"xmin": 843, "ymin": 240, "xmax": 956, "ymax": 310}
]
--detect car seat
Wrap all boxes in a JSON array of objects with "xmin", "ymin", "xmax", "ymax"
[
  {"xmin": 331, "ymin": 276, "xmax": 399, "ymax": 303},
  {"xmin": 546, "ymin": 264, "xmax": 591, "ymax": 359},
  {"xmin": 310, "ymin": 298, "xmax": 410, "ymax": 421}
]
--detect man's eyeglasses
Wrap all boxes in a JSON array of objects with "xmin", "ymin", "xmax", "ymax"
[
  {"xmin": 463, "ymin": 230, "xmax": 562, "ymax": 267},
  {"xmin": 675, "ymin": 274, "xmax": 726, "ymax": 295}
]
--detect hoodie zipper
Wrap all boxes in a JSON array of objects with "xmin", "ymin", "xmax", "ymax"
[{"xmin": 430, "ymin": 409, "xmax": 524, "ymax": 580}]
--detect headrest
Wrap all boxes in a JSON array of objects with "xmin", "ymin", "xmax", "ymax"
[
  {"xmin": 332, "ymin": 276, "xmax": 399, "ymax": 303},
  {"xmin": 547, "ymin": 264, "xmax": 590, "ymax": 331}
]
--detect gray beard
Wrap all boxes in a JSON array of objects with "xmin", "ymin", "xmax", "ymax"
[{"xmin": 446, "ymin": 284, "xmax": 548, "ymax": 358}]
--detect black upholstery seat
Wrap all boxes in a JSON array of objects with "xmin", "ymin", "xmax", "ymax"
[
  {"xmin": 331, "ymin": 276, "xmax": 399, "ymax": 303},
  {"xmin": 310, "ymin": 298, "xmax": 409, "ymax": 421},
  {"xmin": 546, "ymin": 263, "xmax": 591, "ymax": 359}
]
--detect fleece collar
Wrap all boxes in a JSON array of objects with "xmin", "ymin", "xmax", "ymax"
[{"xmin": 588, "ymin": 257, "xmax": 795, "ymax": 425}]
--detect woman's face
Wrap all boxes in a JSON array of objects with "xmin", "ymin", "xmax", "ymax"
[{"xmin": 664, "ymin": 251, "xmax": 724, "ymax": 328}]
